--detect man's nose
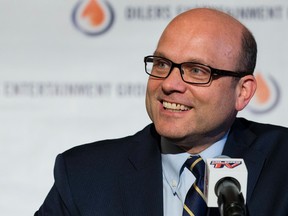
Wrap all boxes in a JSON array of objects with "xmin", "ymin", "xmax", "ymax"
[{"xmin": 161, "ymin": 67, "xmax": 187, "ymax": 93}]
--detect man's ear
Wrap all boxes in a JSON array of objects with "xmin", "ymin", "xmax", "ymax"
[{"xmin": 235, "ymin": 75, "xmax": 257, "ymax": 111}]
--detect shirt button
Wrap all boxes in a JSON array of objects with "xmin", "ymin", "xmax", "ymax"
[{"xmin": 172, "ymin": 180, "xmax": 177, "ymax": 187}]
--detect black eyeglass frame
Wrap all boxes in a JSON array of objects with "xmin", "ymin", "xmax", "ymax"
[{"xmin": 144, "ymin": 55, "xmax": 253, "ymax": 85}]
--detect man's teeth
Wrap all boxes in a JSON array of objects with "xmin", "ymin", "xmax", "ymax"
[{"xmin": 163, "ymin": 101, "xmax": 191, "ymax": 111}]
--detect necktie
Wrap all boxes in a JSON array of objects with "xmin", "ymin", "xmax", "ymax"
[{"xmin": 183, "ymin": 155, "xmax": 207, "ymax": 216}]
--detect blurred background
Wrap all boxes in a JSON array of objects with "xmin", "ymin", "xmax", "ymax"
[{"xmin": 0, "ymin": 0, "xmax": 287, "ymax": 215}]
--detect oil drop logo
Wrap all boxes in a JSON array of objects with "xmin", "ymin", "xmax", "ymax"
[
  {"xmin": 248, "ymin": 73, "xmax": 281, "ymax": 114},
  {"xmin": 72, "ymin": 0, "xmax": 115, "ymax": 36}
]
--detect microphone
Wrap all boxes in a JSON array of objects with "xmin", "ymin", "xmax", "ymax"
[{"xmin": 204, "ymin": 157, "xmax": 248, "ymax": 216}]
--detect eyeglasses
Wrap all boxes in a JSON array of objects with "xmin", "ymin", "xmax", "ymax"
[{"xmin": 144, "ymin": 55, "xmax": 253, "ymax": 85}]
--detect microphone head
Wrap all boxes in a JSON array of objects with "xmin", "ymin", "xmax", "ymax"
[
  {"xmin": 204, "ymin": 157, "xmax": 248, "ymax": 207},
  {"xmin": 215, "ymin": 177, "xmax": 241, "ymax": 197}
]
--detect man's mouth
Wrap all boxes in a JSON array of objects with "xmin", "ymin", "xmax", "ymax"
[{"xmin": 162, "ymin": 101, "xmax": 191, "ymax": 112}]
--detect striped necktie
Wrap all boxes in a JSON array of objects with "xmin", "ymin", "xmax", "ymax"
[{"xmin": 183, "ymin": 155, "xmax": 207, "ymax": 216}]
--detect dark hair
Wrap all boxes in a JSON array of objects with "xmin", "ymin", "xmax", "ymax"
[{"xmin": 239, "ymin": 28, "xmax": 257, "ymax": 73}]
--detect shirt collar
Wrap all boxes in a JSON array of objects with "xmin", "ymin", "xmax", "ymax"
[{"xmin": 161, "ymin": 132, "xmax": 228, "ymax": 194}]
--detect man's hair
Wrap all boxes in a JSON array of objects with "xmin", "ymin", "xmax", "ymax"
[{"xmin": 239, "ymin": 28, "xmax": 257, "ymax": 74}]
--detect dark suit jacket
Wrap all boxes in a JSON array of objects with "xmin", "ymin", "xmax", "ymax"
[{"xmin": 35, "ymin": 118, "xmax": 288, "ymax": 216}]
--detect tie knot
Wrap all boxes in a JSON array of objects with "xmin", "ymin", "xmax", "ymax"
[{"xmin": 184, "ymin": 155, "xmax": 205, "ymax": 178}]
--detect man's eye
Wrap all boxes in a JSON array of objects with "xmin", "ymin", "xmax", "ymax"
[
  {"xmin": 191, "ymin": 68, "xmax": 202, "ymax": 73},
  {"xmin": 185, "ymin": 65, "xmax": 210, "ymax": 75},
  {"xmin": 155, "ymin": 61, "xmax": 169, "ymax": 69}
]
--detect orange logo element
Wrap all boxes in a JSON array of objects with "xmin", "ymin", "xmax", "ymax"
[
  {"xmin": 72, "ymin": 0, "xmax": 115, "ymax": 36},
  {"xmin": 254, "ymin": 73, "xmax": 270, "ymax": 104},
  {"xmin": 82, "ymin": 0, "xmax": 105, "ymax": 26},
  {"xmin": 248, "ymin": 72, "xmax": 280, "ymax": 114}
]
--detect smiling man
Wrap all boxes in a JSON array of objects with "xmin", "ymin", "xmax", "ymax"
[
  {"xmin": 145, "ymin": 8, "xmax": 257, "ymax": 156},
  {"xmin": 35, "ymin": 8, "xmax": 288, "ymax": 216}
]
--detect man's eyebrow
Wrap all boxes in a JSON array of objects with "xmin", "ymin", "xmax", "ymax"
[{"xmin": 152, "ymin": 51, "xmax": 209, "ymax": 65}]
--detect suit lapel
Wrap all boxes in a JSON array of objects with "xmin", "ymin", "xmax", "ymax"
[
  {"xmin": 118, "ymin": 125, "xmax": 164, "ymax": 216},
  {"xmin": 222, "ymin": 119, "xmax": 266, "ymax": 202}
]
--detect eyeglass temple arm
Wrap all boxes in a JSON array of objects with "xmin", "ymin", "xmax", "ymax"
[{"xmin": 213, "ymin": 69, "xmax": 253, "ymax": 78}]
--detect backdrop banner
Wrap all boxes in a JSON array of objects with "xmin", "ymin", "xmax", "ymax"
[{"xmin": 0, "ymin": 0, "xmax": 287, "ymax": 215}]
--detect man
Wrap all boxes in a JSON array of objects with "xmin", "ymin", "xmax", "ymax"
[{"xmin": 35, "ymin": 8, "xmax": 288, "ymax": 216}]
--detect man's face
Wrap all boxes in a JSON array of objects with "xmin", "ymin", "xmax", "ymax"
[{"xmin": 145, "ymin": 11, "xmax": 245, "ymax": 150}]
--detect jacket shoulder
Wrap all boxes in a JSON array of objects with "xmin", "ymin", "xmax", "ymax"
[
  {"xmin": 231, "ymin": 118, "xmax": 288, "ymax": 154},
  {"xmin": 58, "ymin": 123, "xmax": 159, "ymax": 166},
  {"xmin": 234, "ymin": 117, "xmax": 288, "ymax": 135}
]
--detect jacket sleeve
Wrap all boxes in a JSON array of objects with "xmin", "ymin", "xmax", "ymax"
[{"xmin": 34, "ymin": 154, "xmax": 80, "ymax": 216}]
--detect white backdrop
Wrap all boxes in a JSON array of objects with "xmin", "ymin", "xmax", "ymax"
[{"xmin": 1, "ymin": 0, "xmax": 288, "ymax": 215}]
